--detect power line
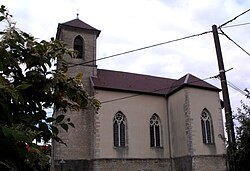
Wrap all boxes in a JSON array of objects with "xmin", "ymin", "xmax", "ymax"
[
  {"xmin": 68, "ymin": 9, "xmax": 250, "ymax": 103},
  {"xmin": 67, "ymin": 9, "xmax": 250, "ymax": 68},
  {"xmin": 100, "ymin": 75, "xmax": 216, "ymax": 104},
  {"xmin": 221, "ymin": 22, "xmax": 250, "ymax": 29},
  {"xmin": 219, "ymin": 8, "xmax": 250, "ymax": 29},
  {"xmin": 227, "ymin": 80, "xmax": 249, "ymax": 98},
  {"xmin": 68, "ymin": 31, "xmax": 212, "ymax": 68},
  {"xmin": 220, "ymin": 28, "xmax": 250, "ymax": 57},
  {"xmin": 213, "ymin": 75, "xmax": 250, "ymax": 98}
]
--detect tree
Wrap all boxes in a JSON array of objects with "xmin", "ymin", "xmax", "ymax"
[
  {"xmin": 0, "ymin": 5, "xmax": 100, "ymax": 170},
  {"xmin": 234, "ymin": 89, "xmax": 250, "ymax": 171}
]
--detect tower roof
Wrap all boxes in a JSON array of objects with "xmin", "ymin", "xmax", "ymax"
[
  {"xmin": 56, "ymin": 18, "xmax": 101, "ymax": 38},
  {"xmin": 61, "ymin": 18, "xmax": 99, "ymax": 31}
]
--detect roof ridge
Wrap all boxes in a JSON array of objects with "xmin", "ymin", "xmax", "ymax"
[
  {"xmin": 97, "ymin": 68, "xmax": 176, "ymax": 81},
  {"xmin": 184, "ymin": 73, "xmax": 190, "ymax": 84}
]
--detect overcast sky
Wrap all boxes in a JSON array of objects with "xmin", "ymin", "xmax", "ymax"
[{"xmin": 1, "ymin": 0, "xmax": 250, "ymax": 113}]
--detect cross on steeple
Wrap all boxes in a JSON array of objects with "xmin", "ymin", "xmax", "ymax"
[{"xmin": 76, "ymin": 9, "xmax": 79, "ymax": 19}]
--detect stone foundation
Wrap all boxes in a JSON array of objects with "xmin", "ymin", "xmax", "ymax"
[
  {"xmin": 52, "ymin": 155, "xmax": 226, "ymax": 171},
  {"xmin": 54, "ymin": 159, "xmax": 92, "ymax": 171},
  {"xmin": 192, "ymin": 155, "xmax": 227, "ymax": 171},
  {"xmin": 92, "ymin": 158, "xmax": 171, "ymax": 171},
  {"xmin": 173, "ymin": 155, "xmax": 226, "ymax": 171},
  {"xmin": 173, "ymin": 156, "xmax": 192, "ymax": 171}
]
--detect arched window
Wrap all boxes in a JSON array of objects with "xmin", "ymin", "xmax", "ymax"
[
  {"xmin": 73, "ymin": 35, "xmax": 84, "ymax": 58},
  {"xmin": 201, "ymin": 109, "xmax": 214, "ymax": 144},
  {"xmin": 113, "ymin": 111, "xmax": 126, "ymax": 147},
  {"xmin": 150, "ymin": 114, "xmax": 161, "ymax": 147}
]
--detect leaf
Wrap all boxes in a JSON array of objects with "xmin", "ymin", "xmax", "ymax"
[
  {"xmin": 46, "ymin": 117, "xmax": 55, "ymax": 123},
  {"xmin": 16, "ymin": 83, "xmax": 32, "ymax": 90},
  {"xmin": 10, "ymin": 90, "xmax": 20, "ymax": 104},
  {"xmin": 60, "ymin": 123, "xmax": 69, "ymax": 132},
  {"xmin": 0, "ymin": 16, "xmax": 4, "ymax": 22},
  {"xmin": 56, "ymin": 115, "xmax": 65, "ymax": 123},
  {"xmin": 51, "ymin": 125, "xmax": 59, "ymax": 135},
  {"xmin": 68, "ymin": 122, "xmax": 75, "ymax": 128},
  {"xmin": 75, "ymin": 73, "xmax": 83, "ymax": 80},
  {"xmin": 13, "ymin": 129, "xmax": 31, "ymax": 142},
  {"xmin": 0, "ymin": 84, "xmax": 5, "ymax": 89},
  {"xmin": 2, "ymin": 126, "xmax": 31, "ymax": 143},
  {"xmin": 2, "ymin": 126, "xmax": 12, "ymax": 137},
  {"xmin": 0, "ymin": 5, "xmax": 6, "ymax": 13},
  {"xmin": 53, "ymin": 135, "xmax": 66, "ymax": 146}
]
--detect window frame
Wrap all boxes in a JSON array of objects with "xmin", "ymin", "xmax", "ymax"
[
  {"xmin": 73, "ymin": 35, "xmax": 84, "ymax": 59},
  {"xmin": 201, "ymin": 109, "xmax": 214, "ymax": 144},
  {"xmin": 149, "ymin": 113, "xmax": 162, "ymax": 148},
  {"xmin": 113, "ymin": 111, "xmax": 127, "ymax": 148}
]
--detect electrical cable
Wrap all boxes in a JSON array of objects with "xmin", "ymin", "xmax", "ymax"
[
  {"xmin": 221, "ymin": 22, "xmax": 250, "ymax": 29},
  {"xmin": 214, "ymin": 76, "xmax": 249, "ymax": 98},
  {"xmin": 69, "ymin": 10, "xmax": 250, "ymax": 103},
  {"xmin": 219, "ymin": 8, "xmax": 250, "ymax": 29},
  {"xmin": 219, "ymin": 29, "xmax": 250, "ymax": 57},
  {"xmin": 66, "ymin": 9, "xmax": 250, "ymax": 68},
  {"xmin": 227, "ymin": 80, "xmax": 248, "ymax": 97},
  {"xmin": 67, "ymin": 31, "xmax": 212, "ymax": 68}
]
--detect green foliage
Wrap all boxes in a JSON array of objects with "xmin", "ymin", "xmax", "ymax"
[
  {"xmin": 234, "ymin": 89, "xmax": 250, "ymax": 171},
  {"xmin": 0, "ymin": 5, "xmax": 100, "ymax": 170}
]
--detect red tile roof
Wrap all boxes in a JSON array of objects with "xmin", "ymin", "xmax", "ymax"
[
  {"xmin": 168, "ymin": 73, "xmax": 220, "ymax": 95},
  {"xmin": 91, "ymin": 69, "xmax": 220, "ymax": 96}
]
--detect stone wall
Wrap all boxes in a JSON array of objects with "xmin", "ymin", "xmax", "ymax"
[
  {"xmin": 173, "ymin": 156, "xmax": 192, "ymax": 171},
  {"xmin": 173, "ymin": 155, "xmax": 226, "ymax": 171},
  {"xmin": 54, "ymin": 159, "xmax": 92, "ymax": 171},
  {"xmin": 92, "ymin": 158, "xmax": 171, "ymax": 171},
  {"xmin": 192, "ymin": 155, "xmax": 226, "ymax": 171},
  {"xmin": 53, "ymin": 156, "xmax": 226, "ymax": 171},
  {"xmin": 52, "ymin": 24, "xmax": 97, "ymax": 166}
]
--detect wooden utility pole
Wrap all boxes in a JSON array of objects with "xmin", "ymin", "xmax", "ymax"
[{"xmin": 212, "ymin": 25, "xmax": 236, "ymax": 171}]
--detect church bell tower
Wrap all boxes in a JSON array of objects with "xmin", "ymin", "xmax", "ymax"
[{"xmin": 52, "ymin": 17, "xmax": 100, "ymax": 171}]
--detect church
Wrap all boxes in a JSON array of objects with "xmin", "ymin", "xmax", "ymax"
[{"xmin": 52, "ymin": 17, "xmax": 226, "ymax": 171}]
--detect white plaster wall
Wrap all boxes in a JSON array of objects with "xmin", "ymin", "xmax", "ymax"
[
  {"xmin": 187, "ymin": 88, "xmax": 226, "ymax": 155},
  {"xmin": 168, "ymin": 89, "xmax": 189, "ymax": 158},
  {"xmin": 94, "ymin": 90, "xmax": 169, "ymax": 159}
]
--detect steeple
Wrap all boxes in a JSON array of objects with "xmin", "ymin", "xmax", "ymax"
[{"xmin": 53, "ymin": 18, "xmax": 100, "ymax": 170}]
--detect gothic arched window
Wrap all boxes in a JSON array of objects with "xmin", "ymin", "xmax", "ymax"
[
  {"xmin": 113, "ymin": 111, "xmax": 127, "ymax": 147},
  {"xmin": 73, "ymin": 35, "xmax": 84, "ymax": 58},
  {"xmin": 150, "ymin": 114, "xmax": 161, "ymax": 147},
  {"xmin": 201, "ymin": 109, "xmax": 214, "ymax": 144}
]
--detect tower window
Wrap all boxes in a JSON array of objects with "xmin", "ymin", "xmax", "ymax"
[
  {"xmin": 201, "ymin": 109, "xmax": 214, "ymax": 144},
  {"xmin": 113, "ymin": 111, "xmax": 127, "ymax": 147},
  {"xmin": 73, "ymin": 35, "xmax": 84, "ymax": 58},
  {"xmin": 150, "ymin": 114, "xmax": 161, "ymax": 147}
]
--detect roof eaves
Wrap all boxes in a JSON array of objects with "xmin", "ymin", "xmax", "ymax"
[
  {"xmin": 59, "ymin": 23, "xmax": 101, "ymax": 37},
  {"xmin": 93, "ymin": 85, "xmax": 166, "ymax": 96},
  {"xmin": 167, "ymin": 83, "xmax": 221, "ymax": 97}
]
